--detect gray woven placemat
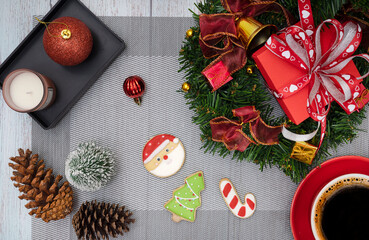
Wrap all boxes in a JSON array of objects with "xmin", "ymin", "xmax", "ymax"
[{"xmin": 31, "ymin": 16, "xmax": 369, "ymax": 240}]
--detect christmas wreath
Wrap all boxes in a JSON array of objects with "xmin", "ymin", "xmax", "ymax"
[{"xmin": 179, "ymin": 0, "xmax": 369, "ymax": 183}]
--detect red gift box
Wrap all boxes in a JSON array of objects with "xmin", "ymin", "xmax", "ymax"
[{"xmin": 252, "ymin": 24, "xmax": 367, "ymax": 125}]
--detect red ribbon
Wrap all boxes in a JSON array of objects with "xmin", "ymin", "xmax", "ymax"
[
  {"xmin": 265, "ymin": 0, "xmax": 369, "ymax": 149},
  {"xmin": 199, "ymin": 0, "xmax": 294, "ymax": 91},
  {"xmin": 210, "ymin": 106, "xmax": 283, "ymax": 151}
]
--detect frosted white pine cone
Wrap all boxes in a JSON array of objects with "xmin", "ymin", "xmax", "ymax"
[{"xmin": 65, "ymin": 141, "xmax": 115, "ymax": 191}]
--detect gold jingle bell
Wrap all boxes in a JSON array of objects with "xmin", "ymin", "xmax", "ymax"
[
  {"xmin": 186, "ymin": 29, "xmax": 194, "ymax": 38},
  {"xmin": 236, "ymin": 17, "xmax": 277, "ymax": 57},
  {"xmin": 182, "ymin": 82, "xmax": 191, "ymax": 92}
]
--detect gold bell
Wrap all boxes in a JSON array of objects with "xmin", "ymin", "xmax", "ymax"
[{"xmin": 236, "ymin": 17, "xmax": 277, "ymax": 56}]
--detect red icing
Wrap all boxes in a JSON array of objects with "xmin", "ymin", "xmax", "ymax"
[
  {"xmin": 223, "ymin": 183, "xmax": 232, "ymax": 198},
  {"xmin": 189, "ymin": 200, "xmax": 191, "ymax": 201},
  {"xmin": 163, "ymin": 155, "xmax": 168, "ymax": 160},
  {"xmin": 142, "ymin": 134, "xmax": 176, "ymax": 162},
  {"xmin": 193, "ymin": 194, "xmax": 195, "ymax": 196},
  {"xmin": 238, "ymin": 206, "xmax": 246, "ymax": 217},
  {"xmin": 247, "ymin": 198, "xmax": 255, "ymax": 210},
  {"xmin": 229, "ymin": 196, "xmax": 238, "ymax": 209},
  {"xmin": 190, "ymin": 210, "xmax": 193, "ymax": 212},
  {"xmin": 198, "ymin": 173, "xmax": 202, "ymax": 177}
]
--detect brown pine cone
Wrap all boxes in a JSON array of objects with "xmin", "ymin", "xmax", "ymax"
[
  {"xmin": 72, "ymin": 201, "xmax": 135, "ymax": 240},
  {"xmin": 9, "ymin": 148, "xmax": 73, "ymax": 222}
]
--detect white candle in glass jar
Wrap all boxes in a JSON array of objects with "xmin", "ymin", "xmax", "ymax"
[
  {"xmin": 9, "ymin": 72, "xmax": 44, "ymax": 110},
  {"xmin": 2, "ymin": 69, "xmax": 56, "ymax": 113}
]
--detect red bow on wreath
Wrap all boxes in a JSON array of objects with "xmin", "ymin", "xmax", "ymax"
[
  {"xmin": 199, "ymin": 0, "xmax": 294, "ymax": 91},
  {"xmin": 210, "ymin": 106, "xmax": 283, "ymax": 151}
]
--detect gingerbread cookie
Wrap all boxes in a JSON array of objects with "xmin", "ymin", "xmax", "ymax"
[
  {"xmin": 142, "ymin": 134, "xmax": 185, "ymax": 178},
  {"xmin": 219, "ymin": 178, "xmax": 256, "ymax": 219},
  {"xmin": 164, "ymin": 171, "xmax": 205, "ymax": 222}
]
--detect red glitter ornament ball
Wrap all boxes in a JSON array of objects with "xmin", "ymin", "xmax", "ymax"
[
  {"xmin": 43, "ymin": 16, "xmax": 93, "ymax": 66},
  {"xmin": 123, "ymin": 76, "xmax": 146, "ymax": 105}
]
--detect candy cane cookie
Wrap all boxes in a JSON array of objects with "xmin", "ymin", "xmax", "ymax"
[{"xmin": 219, "ymin": 178, "xmax": 256, "ymax": 218}]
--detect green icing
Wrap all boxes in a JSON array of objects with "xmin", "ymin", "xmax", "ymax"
[{"xmin": 165, "ymin": 171, "xmax": 204, "ymax": 221}]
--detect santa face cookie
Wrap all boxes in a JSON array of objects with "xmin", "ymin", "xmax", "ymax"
[{"xmin": 143, "ymin": 134, "xmax": 185, "ymax": 177}]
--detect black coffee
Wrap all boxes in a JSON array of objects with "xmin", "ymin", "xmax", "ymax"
[{"xmin": 321, "ymin": 186, "xmax": 369, "ymax": 240}]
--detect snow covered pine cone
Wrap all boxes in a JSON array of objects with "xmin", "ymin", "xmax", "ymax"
[{"xmin": 65, "ymin": 141, "xmax": 115, "ymax": 192}]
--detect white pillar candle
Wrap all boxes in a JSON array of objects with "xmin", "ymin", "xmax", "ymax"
[{"xmin": 9, "ymin": 72, "xmax": 44, "ymax": 110}]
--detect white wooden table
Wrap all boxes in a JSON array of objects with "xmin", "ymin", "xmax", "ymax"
[{"xmin": 0, "ymin": 1, "xmax": 198, "ymax": 239}]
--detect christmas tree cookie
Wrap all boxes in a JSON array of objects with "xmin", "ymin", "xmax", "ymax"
[{"xmin": 164, "ymin": 171, "xmax": 204, "ymax": 222}]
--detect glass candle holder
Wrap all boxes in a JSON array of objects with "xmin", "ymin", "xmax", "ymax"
[{"xmin": 2, "ymin": 69, "xmax": 56, "ymax": 113}]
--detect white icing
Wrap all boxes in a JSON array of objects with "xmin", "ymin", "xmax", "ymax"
[
  {"xmin": 143, "ymin": 139, "xmax": 169, "ymax": 164},
  {"xmin": 173, "ymin": 138, "xmax": 179, "ymax": 143},
  {"xmin": 174, "ymin": 187, "xmax": 198, "ymax": 211},
  {"xmin": 175, "ymin": 197, "xmax": 194, "ymax": 211},
  {"xmin": 220, "ymin": 179, "xmax": 256, "ymax": 219},
  {"xmin": 149, "ymin": 143, "xmax": 185, "ymax": 177},
  {"xmin": 170, "ymin": 177, "xmax": 199, "ymax": 213},
  {"xmin": 186, "ymin": 180, "xmax": 199, "ymax": 198}
]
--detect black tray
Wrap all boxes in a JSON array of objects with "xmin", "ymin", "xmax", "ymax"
[{"xmin": 0, "ymin": 0, "xmax": 125, "ymax": 129}]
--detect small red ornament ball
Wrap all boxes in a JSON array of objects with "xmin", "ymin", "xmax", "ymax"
[
  {"xmin": 123, "ymin": 76, "xmax": 146, "ymax": 105},
  {"xmin": 43, "ymin": 17, "xmax": 93, "ymax": 66}
]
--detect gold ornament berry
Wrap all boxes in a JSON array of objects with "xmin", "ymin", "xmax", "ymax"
[
  {"xmin": 186, "ymin": 29, "xmax": 193, "ymax": 38},
  {"xmin": 182, "ymin": 82, "xmax": 191, "ymax": 92},
  {"xmin": 246, "ymin": 66, "xmax": 253, "ymax": 74}
]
